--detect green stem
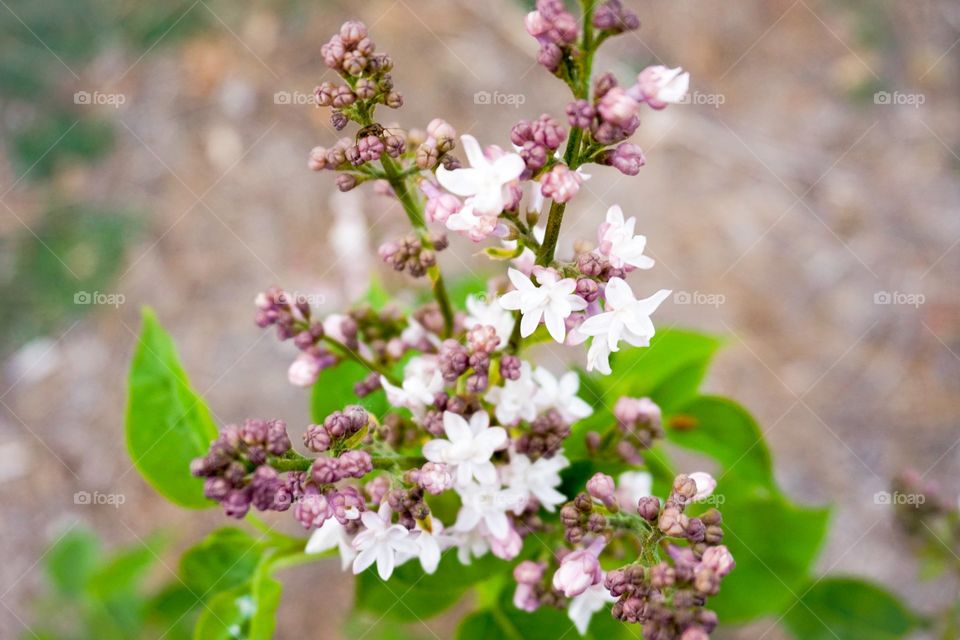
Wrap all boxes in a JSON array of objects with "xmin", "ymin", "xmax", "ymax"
[
  {"xmin": 535, "ymin": 1, "xmax": 597, "ymax": 267},
  {"xmin": 270, "ymin": 452, "xmax": 424, "ymax": 473},
  {"xmin": 322, "ymin": 335, "xmax": 400, "ymax": 386},
  {"xmin": 379, "ymin": 154, "xmax": 456, "ymax": 336}
]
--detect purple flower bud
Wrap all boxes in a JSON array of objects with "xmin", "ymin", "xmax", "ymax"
[
  {"xmin": 385, "ymin": 92, "xmax": 403, "ymax": 108},
  {"xmin": 514, "ymin": 560, "xmax": 545, "ymax": 585},
  {"xmin": 637, "ymin": 495, "xmax": 661, "ymax": 521},
  {"xmin": 575, "ymin": 278, "xmax": 600, "ymax": 303},
  {"xmin": 304, "ymin": 424, "xmax": 331, "ymax": 452},
  {"xmin": 358, "ymin": 135, "xmax": 385, "ymax": 162},
  {"xmin": 331, "ymin": 85, "xmax": 356, "ymax": 108},
  {"xmin": 566, "ymin": 99, "xmax": 595, "ymax": 129},
  {"xmin": 610, "ymin": 142, "xmax": 646, "ymax": 175},
  {"xmin": 223, "ymin": 488, "xmax": 252, "ymax": 519},
  {"xmin": 311, "ymin": 456, "xmax": 340, "ymax": 484},
  {"xmin": 203, "ymin": 477, "xmax": 230, "ymax": 501},
  {"xmin": 328, "ymin": 485, "xmax": 365, "ymax": 524},
  {"xmin": 339, "ymin": 20, "xmax": 367, "ymax": 46},
  {"xmin": 499, "ymin": 355, "xmax": 522, "ymax": 381},
  {"xmin": 321, "ymin": 37, "xmax": 346, "ymax": 69},
  {"xmin": 537, "ymin": 43, "xmax": 563, "ymax": 72},
  {"xmin": 586, "ymin": 472, "xmax": 616, "ymax": 502},
  {"xmin": 294, "ymin": 485, "xmax": 330, "ymax": 528},
  {"xmin": 365, "ymin": 475, "xmax": 390, "ymax": 505},
  {"xmin": 338, "ymin": 450, "xmax": 373, "ymax": 479},
  {"xmin": 336, "ymin": 174, "xmax": 358, "ymax": 192},
  {"xmin": 330, "ymin": 111, "xmax": 348, "ymax": 131},
  {"xmin": 265, "ymin": 419, "xmax": 291, "ymax": 455},
  {"xmin": 314, "ymin": 82, "xmax": 336, "ymax": 107},
  {"xmin": 540, "ymin": 164, "xmax": 582, "ymax": 203},
  {"xmin": 598, "ymin": 86, "xmax": 640, "ymax": 128},
  {"xmin": 700, "ymin": 544, "xmax": 735, "ymax": 577}
]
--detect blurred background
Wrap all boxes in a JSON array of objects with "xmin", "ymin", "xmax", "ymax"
[{"xmin": 1, "ymin": 0, "xmax": 958, "ymax": 637}]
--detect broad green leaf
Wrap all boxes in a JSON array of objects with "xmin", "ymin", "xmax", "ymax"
[
  {"xmin": 667, "ymin": 396, "xmax": 775, "ymax": 490},
  {"xmin": 180, "ymin": 527, "xmax": 264, "ymax": 596},
  {"xmin": 125, "ymin": 307, "xmax": 219, "ymax": 508},
  {"xmin": 355, "ymin": 552, "xmax": 502, "ymax": 621},
  {"xmin": 147, "ymin": 584, "xmax": 199, "ymax": 640},
  {"xmin": 248, "ymin": 555, "xmax": 283, "ymax": 640},
  {"xmin": 311, "ymin": 359, "xmax": 388, "ymax": 422},
  {"xmin": 44, "ymin": 527, "xmax": 99, "ymax": 597},
  {"xmin": 782, "ymin": 577, "xmax": 918, "ymax": 640},
  {"xmin": 87, "ymin": 533, "xmax": 166, "ymax": 599},
  {"xmin": 192, "ymin": 585, "xmax": 251, "ymax": 640},
  {"xmin": 607, "ymin": 328, "xmax": 721, "ymax": 401},
  {"xmin": 710, "ymin": 488, "xmax": 830, "ymax": 622},
  {"xmin": 191, "ymin": 552, "xmax": 283, "ymax": 640}
]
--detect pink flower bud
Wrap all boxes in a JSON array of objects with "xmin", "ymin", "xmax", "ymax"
[
  {"xmin": 700, "ymin": 544, "xmax": 735, "ymax": 577},
  {"xmin": 490, "ymin": 524, "xmax": 523, "ymax": 560},
  {"xmin": 417, "ymin": 462, "xmax": 454, "ymax": 495},
  {"xmin": 597, "ymin": 86, "xmax": 639, "ymax": 128},
  {"xmin": 551, "ymin": 544, "xmax": 603, "ymax": 597},
  {"xmin": 288, "ymin": 353, "xmax": 320, "ymax": 387},
  {"xmin": 586, "ymin": 472, "xmax": 616, "ymax": 502},
  {"xmin": 540, "ymin": 164, "xmax": 582, "ymax": 204},
  {"xmin": 513, "ymin": 560, "xmax": 545, "ymax": 585}
]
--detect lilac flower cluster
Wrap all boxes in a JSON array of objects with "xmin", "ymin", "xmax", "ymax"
[{"xmin": 191, "ymin": 8, "xmax": 734, "ymax": 638}]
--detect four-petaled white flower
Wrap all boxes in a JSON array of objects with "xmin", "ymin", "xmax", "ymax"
[
  {"xmin": 596, "ymin": 205, "xmax": 655, "ymax": 270},
  {"xmin": 631, "ymin": 65, "xmax": 690, "ymax": 109},
  {"xmin": 578, "ymin": 278, "xmax": 671, "ymax": 374},
  {"xmin": 453, "ymin": 481, "xmax": 526, "ymax": 540},
  {"xmin": 485, "ymin": 361, "xmax": 538, "ymax": 426},
  {"xmin": 568, "ymin": 578, "xmax": 618, "ymax": 635},
  {"xmin": 380, "ymin": 356, "xmax": 443, "ymax": 416},
  {"xmin": 352, "ymin": 503, "xmax": 421, "ymax": 580},
  {"xmin": 437, "ymin": 135, "xmax": 524, "ymax": 216},
  {"xmin": 305, "ymin": 516, "xmax": 356, "ymax": 571},
  {"xmin": 533, "ymin": 367, "xmax": 594, "ymax": 423},
  {"xmin": 465, "ymin": 293, "xmax": 516, "ymax": 349},
  {"xmin": 422, "ymin": 411, "xmax": 507, "ymax": 486},
  {"xmin": 499, "ymin": 267, "xmax": 587, "ymax": 343},
  {"xmin": 502, "ymin": 451, "xmax": 570, "ymax": 513},
  {"xmin": 400, "ymin": 520, "xmax": 456, "ymax": 574}
]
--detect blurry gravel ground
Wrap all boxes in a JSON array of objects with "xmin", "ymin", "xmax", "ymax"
[{"xmin": 2, "ymin": 0, "xmax": 959, "ymax": 637}]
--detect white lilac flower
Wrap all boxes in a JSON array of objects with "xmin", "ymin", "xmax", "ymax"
[
  {"xmin": 445, "ymin": 201, "xmax": 503, "ymax": 242},
  {"xmin": 453, "ymin": 527, "xmax": 490, "ymax": 565},
  {"xmin": 616, "ymin": 470, "xmax": 653, "ymax": 508},
  {"xmin": 422, "ymin": 411, "xmax": 507, "ymax": 486},
  {"xmin": 436, "ymin": 134, "xmax": 524, "ymax": 216},
  {"xmin": 499, "ymin": 267, "xmax": 587, "ymax": 343},
  {"xmin": 400, "ymin": 317, "xmax": 441, "ymax": 350},
  {"xmin": 485, "ymin": 361, "xmax": 538, "ymax": 426},
  {"xmin": 689, "ymin": 471, "xmax": 717, "ymax": 501},
  {"xmin": 585, "ymin": 335, "xmax": 613, "ymax": 375},
  {"xmin": 380, "ymin": 356, "xmax": 443, "ymax": 416},
  {"xmin": 630, "ymin": 65, "xmax": 690, "ymax": 109},
  {"xmin": 453, "ymin": 481, "xmax": 526, "ymax": 540},
  {"xmin": 502, "ymin": 451, "xmax": 569, "ymax": 513},
  {"xmin": 352, "ymin": 503, "xmax": 421, "ymax": 580},
  {"xmin": 568, "ymin": 579, "xmax": 617, "ymax": 635},
  {"xmin": 305, "ymin": 516, "xmax": 356, "ymax": 571},
  {"xmin": 402, "ymin": 520, "xmax": 456, "ymax": 574},
  {"xmin": 596, "ymin": 205, "xmax": 655, "ymax": 270},
  {"xmin": 532, "ymin": 367, "xmax": 593, "ymax": 422},
  {"xmin": 465, "ymin": 293, "xmax": 516, "ymax": 349},
  {"xmin": 578, "ymin": 277, "xmax": 671, "ymax": 354}
]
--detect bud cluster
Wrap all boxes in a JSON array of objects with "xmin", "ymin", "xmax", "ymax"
[
  {"xmin": 304, "ymin": 405, "xmax": 371, "ymax": 453},
  {"xmin": 378, "ymin": 231, "xmax": 448, "ymax": 277},
  {"xmin": 189, "ymin": 419, "xmax": 293, "ymax": 518}
]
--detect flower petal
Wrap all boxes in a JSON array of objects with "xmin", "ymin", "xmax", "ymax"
[
  {"xmin": 436, "ymin": 166, "xmax": 483, "ymax": 196},
  {"xmin": 460, "ymin": 134, "xmax": 487, "ymax": 167}
]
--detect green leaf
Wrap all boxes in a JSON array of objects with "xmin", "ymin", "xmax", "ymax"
[
  {"xmin": 87, "ymin": 533, "xmax": 166, "ymax": 599},
  {"xmin": 445, "ymin": 273, "xmax": 490, "ymax": 311},
  {"xmin": 310, "ymin": 359, "xmax": 388, "ymax": 422},
  {"xmin": 355, "ymin": 552, "xmax": 501, "ymax": 622},
  {"xmin": 44, "ymin": 527, "xmax": 99, "ymax": 597},
  {"xmin": 363, "ymin": 275, "xmax": 391, "ymax": 309},
  {"xmin": 710, "ymin": 488, "xmax": 830, "ymax": 622},
  {"xmin": 782, "ymin": 577, "xmax": 918, "ymax": 640},
  {"xmin": 180, "ymin": 528, "xmax": 264, "ymax": 596},
  {"xmin": 125, "ymin": 307, "xmax": 219, "ymax": 508},
  {"xmin": 607, "ymin": 328, "xmax": 721, "ymax": 403},
  {"xmin": 667, "ymin": 396, "xmax": 775, "ymax": 490},
  {"xmin": 191, "ymin": 551, "xmax": 285, "ymax": 640}
]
